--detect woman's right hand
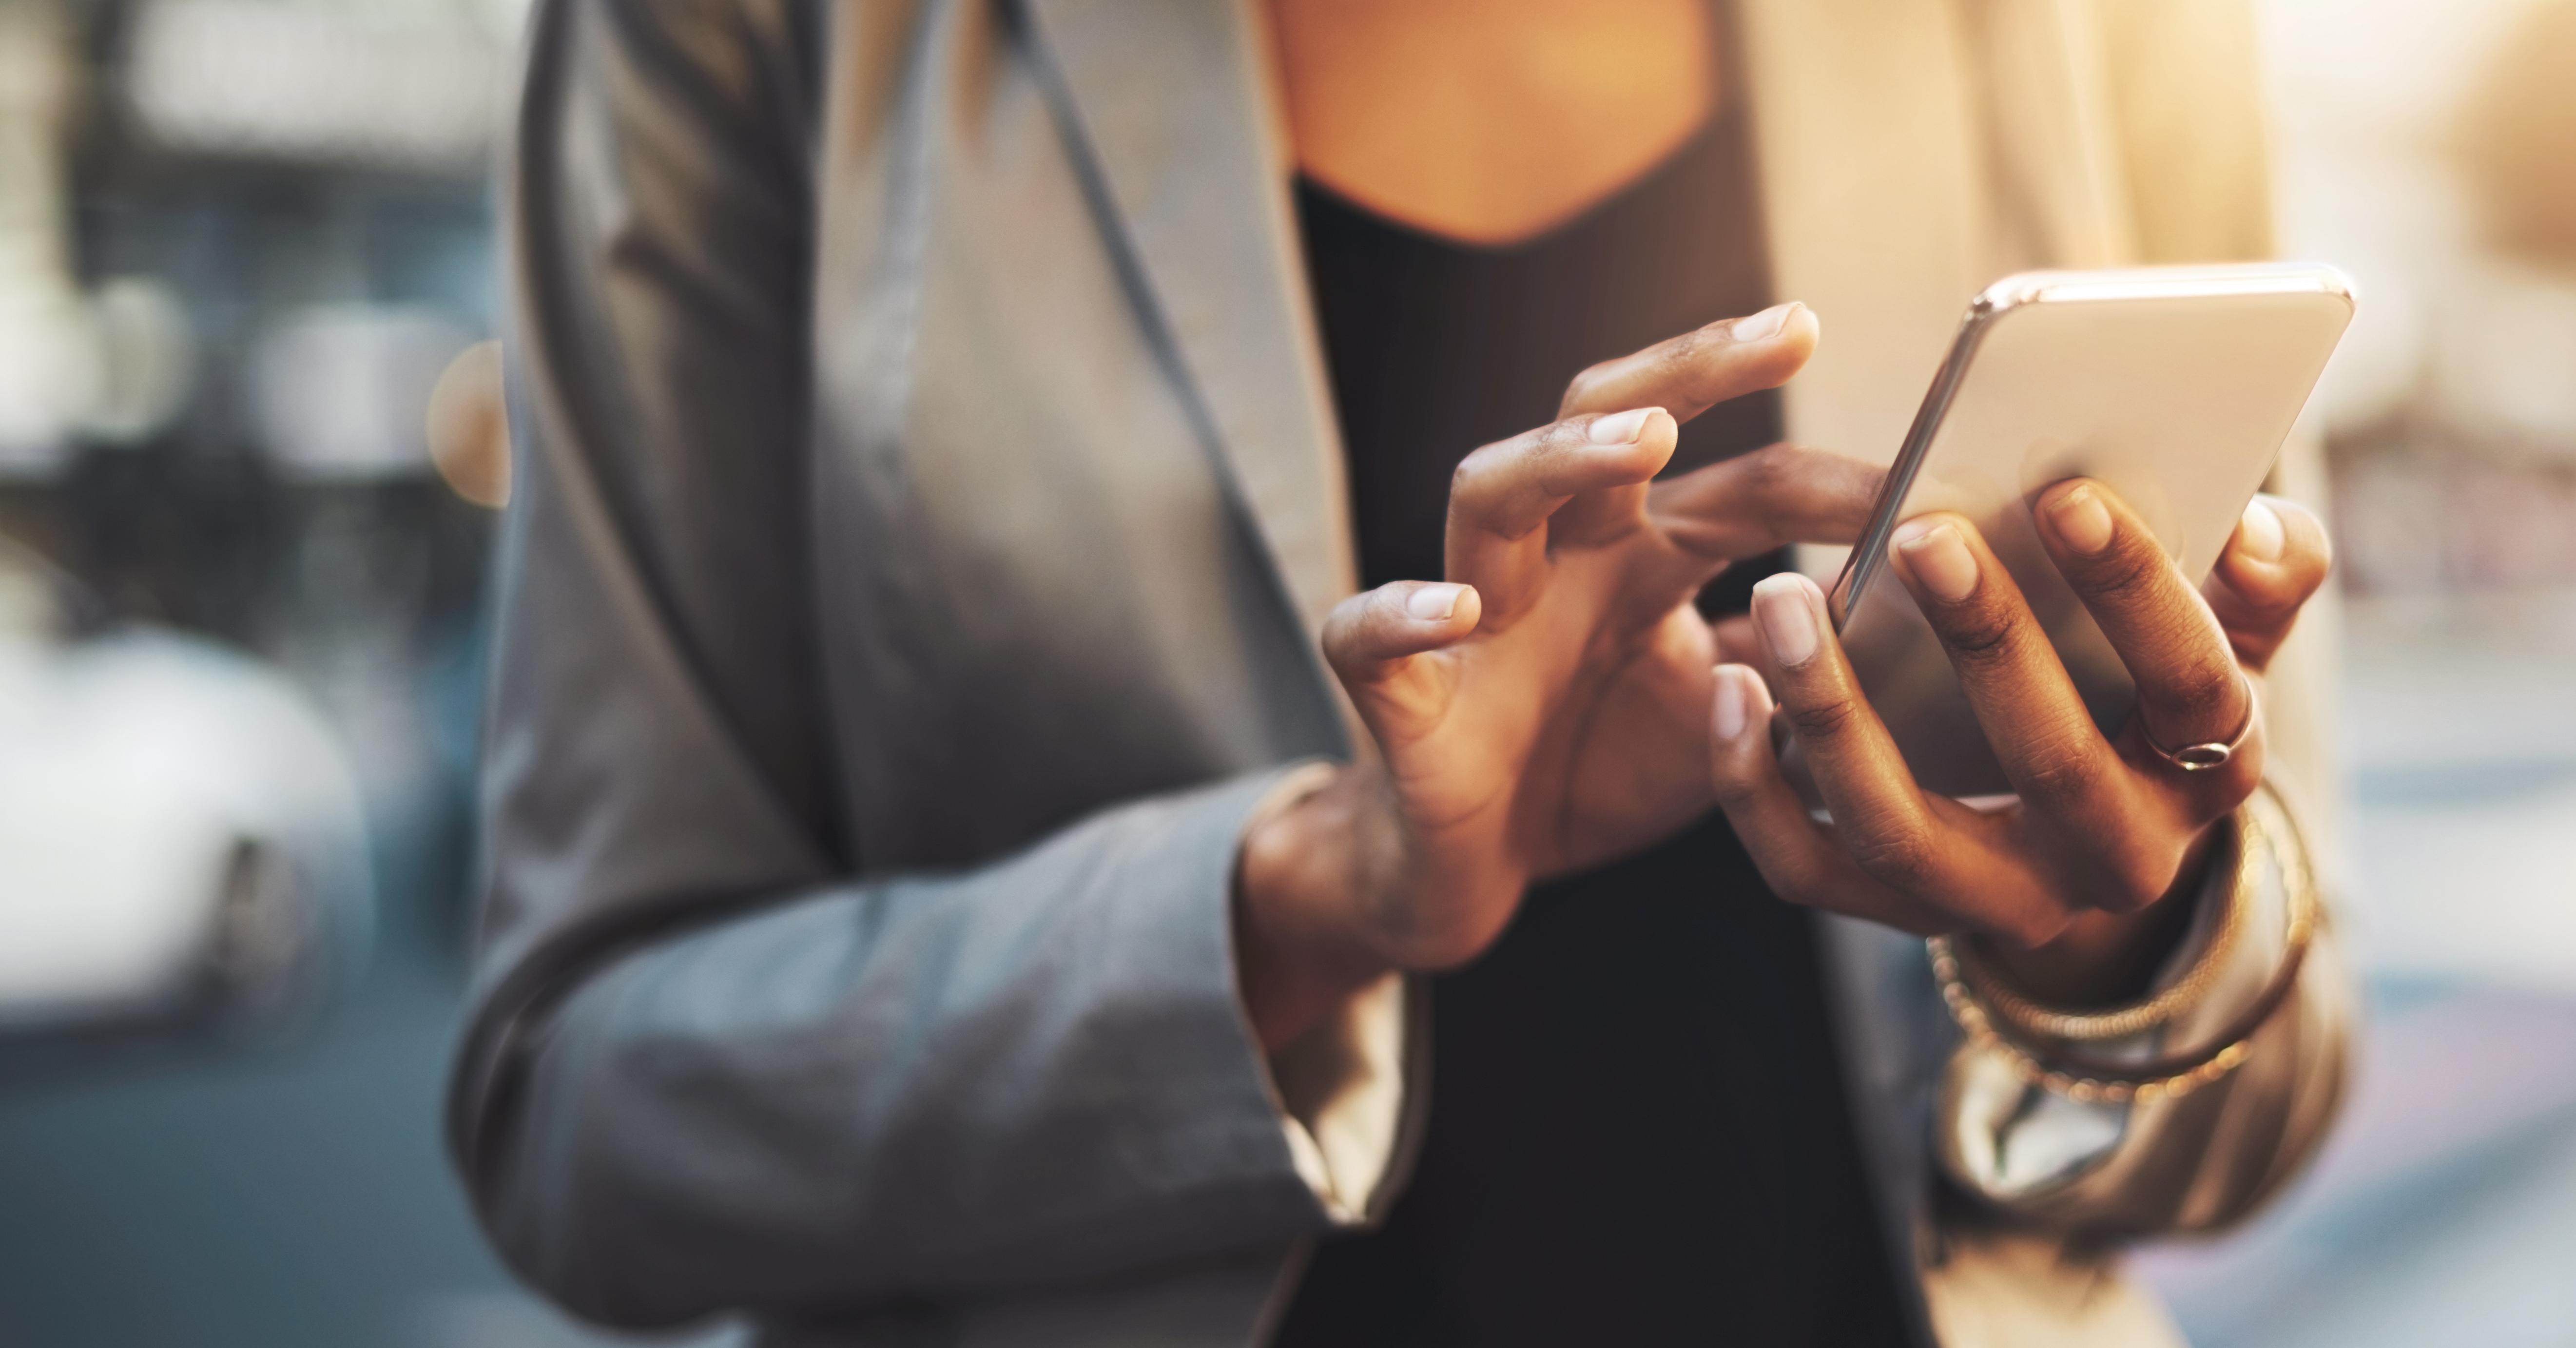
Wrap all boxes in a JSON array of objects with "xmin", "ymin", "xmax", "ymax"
[{"xmin": 1235, "ymin": 305, "xmax": 1882, "ymax": 1048}]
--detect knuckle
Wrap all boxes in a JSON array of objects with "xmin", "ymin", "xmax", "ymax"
[
  {"xmin": 1784, "ymin": 696, "xmax": 1862, "ymax": 743},
  {"xmin": 1708, "ymin": 770, "xmax": 1763, "ymax": 812},
  {"xmin": 2083, "ymin": 544, "xmax": 2168, "ymax": 602},
  {"xmin": 1320, "ymin": 590, "xmax": 1400, "ymax": 668},
  {"xmin": 1937, "ymin": 606, "xmax": 2021, "ymax": 667},
  {"xmin": 1682, "ymin": 366, "xmax": 1747, "ymax": 413},
  {"xmin": 1732, "ymin": 443, "xmax": 1799, "ymax": 501},
  {"xmin": 1666, "ymin": 323, "xmax": 1720, "ymax": 374},
  {"xmin": 1319, "ymin": 596, "xmax": 1369, "ymax": 646},
  {"xmin": 2018, "ymin": 749, "xmax": 2111, "ymax": 811},
  {"xmin": 1561, "ymin": 362, "xmax": 1613, "ymax": 409},
  {"xmin": 1535, "ymin": 416, "xmax": 1594, "ymax": 454},
  {"xmin": 1847, "ymin": 820, "xmax": 1940, "ymax": 892},
  {"xmin": 1448, "ymin": 446, "xmax": 1497, "ymax": 501},
  {"xmin": 2152, "ymin": 660, "xmax": 2241, "ymax": 727},
  {"xmin": 1449, "ymin": 444, "xmax": 1528, "ymax": 523}
]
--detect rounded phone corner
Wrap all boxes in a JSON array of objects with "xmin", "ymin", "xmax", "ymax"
[
  {"xmin": 2307, "ymin": 262, "xmax": 2360, "ymax": 315},
  {"xmin": 1970, "ymin": 272, "xmax": 2055, "ymax": 320}
]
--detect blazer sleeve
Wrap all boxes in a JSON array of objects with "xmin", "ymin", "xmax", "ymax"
[{"xmin": 447, "ymin": 0, "xmax": 1393, "ymax": 1328}]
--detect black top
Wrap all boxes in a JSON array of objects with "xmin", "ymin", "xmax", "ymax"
[{"xmin": 1274, "ymin": 87, "xmax": 1913, "ymax": 1348}]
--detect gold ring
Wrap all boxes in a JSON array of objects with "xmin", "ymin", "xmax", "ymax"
[{"xmin": 2139, "ymin": 674, "xmax": 2257, "ymax": 772}]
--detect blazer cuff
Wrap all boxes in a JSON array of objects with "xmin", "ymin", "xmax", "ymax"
[
  {"xmin": 1237, "ymin": 762, "xmax": 1410, "ymax": 1226},
  {"xmin": 1271, "ymin": 973, "xmax": 1407, "ymax": 1224}
]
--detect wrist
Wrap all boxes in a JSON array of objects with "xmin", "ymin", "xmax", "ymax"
[
  {"xmin": 1982, "ymin": 828, "xmax": 2218, "ymax": 1006},
  {"xmin": 1235, "ymin": 765, "xmax": 1402, "ymax": 1052}
]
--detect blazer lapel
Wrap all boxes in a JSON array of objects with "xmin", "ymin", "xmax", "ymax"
[{"xmin": 1017, "ymin": 0, "xmax": 1356, "ymax": 641}]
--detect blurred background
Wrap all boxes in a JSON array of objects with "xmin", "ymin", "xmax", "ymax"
[{"xmin": 0, "ymin": 0, "xmax": 2568, "ymax": 1345}]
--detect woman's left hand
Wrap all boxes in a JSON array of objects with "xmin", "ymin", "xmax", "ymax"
[{"xmin": 1707, "ymin": 481, "xmax": 2332, "ymax": 1001}]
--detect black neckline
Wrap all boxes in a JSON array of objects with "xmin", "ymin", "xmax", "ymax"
[{"xmin": 1290, "ymin": 107, "xmax": 1731, "ymax": 257}]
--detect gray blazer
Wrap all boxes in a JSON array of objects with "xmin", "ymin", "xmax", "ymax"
[{"xmin": 451, "ymin": 2, "xmax": 2349, "ymax": 1345}]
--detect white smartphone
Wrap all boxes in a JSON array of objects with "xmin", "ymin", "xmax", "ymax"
[{"xmin": 1815, "ymin": 263, "xmax": 2355, "ymax": 800}]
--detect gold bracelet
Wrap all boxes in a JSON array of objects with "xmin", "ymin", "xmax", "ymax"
[
  {"xmin": 1927, "ymin": 786, "xmax": 2317, "ymax": 1104},
  {"xmin": 1948, "ymin": 812, "xmax": 2254, "ymax": 1042}
]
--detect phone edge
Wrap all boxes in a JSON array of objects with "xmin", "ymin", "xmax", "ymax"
[{"xmin": 1826, "ymin": 292, "xmax": 2010, "ymax": 629}]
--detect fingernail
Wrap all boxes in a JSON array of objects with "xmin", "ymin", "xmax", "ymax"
[
  {"xmin": 1752, "ymin": 574, "xmax": 1821, "ymax": 668},
  {"xmin": 1713, "ymin": 666, "xmax": 1749, "ymax": 740},
  {"xmin": 2049, "ymin": 486, "xmax": 2114, "ymax": 555},
  {"xmin": 2237, "ymin": 499, "xmax": 2285, "ymax": 562},
  {"xmin": 1587, "ymin": 406, "xmax": 1659, "ymax": 444},
  {"xmin": 1894, "ymin": 519, "xmax": 1978, "ymax": 603},
  {"xmin": 1731, "ymin": 301, "xmax": 1800, "ymax": 343},
  {"xmin": 1407, "ymin": 583, "xmax": 1464, "ymax": 620}
]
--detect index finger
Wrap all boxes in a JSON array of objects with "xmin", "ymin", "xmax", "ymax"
[
  {"xmin": 1558, "ymin": 302, "xmax": 1818, "ymax": 423},
  {"xmin": 1647, "ymin": 442, "xmax": 1883, "ymax": 561}
]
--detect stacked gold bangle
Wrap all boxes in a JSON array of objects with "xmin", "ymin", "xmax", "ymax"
[{"xmin": 1928, "ymin": 784, "xmax": 2318, "ymax": 1105}]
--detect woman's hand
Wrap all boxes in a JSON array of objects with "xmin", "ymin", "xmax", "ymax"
[
  {"xmin": 1237, "ymin": 304, "xmax": 1882, "ymax": 1047},
  {"xmin": 1708, "ymin": 482, "xmax": 2333, "ymax": 1003}
]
